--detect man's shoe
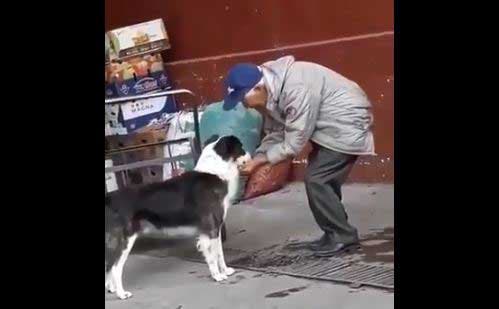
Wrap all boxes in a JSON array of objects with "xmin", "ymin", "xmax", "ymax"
[
  {"xmin": 312, "ymin": 242, "xmax": 361, "ymax": 257},
  {"xmin": 285, "ymin": 234, "xmax": 333, "ymax": 250},
  {"xmin": 309, "ymin": 234, "xmax": 335, "ymax": 250}
]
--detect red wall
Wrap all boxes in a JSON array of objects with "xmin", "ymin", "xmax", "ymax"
[{"xmin": 105, "ymin": 0, "xmax": 394, "ymax": 183}]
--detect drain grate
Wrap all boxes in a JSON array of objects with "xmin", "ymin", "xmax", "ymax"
[
  {"xmin": 183, "ymin": 250, "xmax": 394, "ymax": 290},
  {"xmin": 260, "ymin": 257, "xmax": 393, "ymax": 290}
]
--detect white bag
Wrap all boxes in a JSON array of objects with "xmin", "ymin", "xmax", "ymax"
[
  {"xmin": 105, "ymin": 159, "xmax": 118, "ymax": 192},
  {"xmin": 162, "ymin": 111, "xmax": 202, "ymax": 180}
]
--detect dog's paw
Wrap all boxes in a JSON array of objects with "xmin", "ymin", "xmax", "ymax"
[
  {"xmin": 117, "ymin": 291, "xmax": 133, "ymax": 300},
  {"xmin": 224, "ymin": 267, "xmax": 235, "ymax": 276},
  {"xmin": 212, "ymin": 273, "xmax": 228, "ymax": 282},
  {"xmin": 105, "ymin": 282, "xmax": 116, "ymax": 293}
]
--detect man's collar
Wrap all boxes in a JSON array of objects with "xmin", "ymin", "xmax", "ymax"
[{"xmin": 261, "ymin": 67, "xmax": 278, "ymax": 112}]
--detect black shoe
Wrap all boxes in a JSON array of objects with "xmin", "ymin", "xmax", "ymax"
[
  {"xmin": 312, "ymin": 242, "xmax": 361, "ymax": 257},
  {"xmin": 285, "ymin": 233, "xmax": 332, "ymax": 250},
  {"xmin": 309, "ymin": 233, "xmax": 335, "ymax": 250}
]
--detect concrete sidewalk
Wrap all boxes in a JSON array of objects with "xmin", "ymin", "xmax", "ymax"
[
  {"xmin": 106, "ymin": 183, "xmax": 394, "ymax": 309},
  {"xmin": 224, "ymin": 183, "xmax": 393, "ymax": 256}
]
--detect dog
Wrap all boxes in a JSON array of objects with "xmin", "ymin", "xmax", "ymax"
[{"xmin": 105, "ymin": 135, "xmax": 250, "ymax": 300}]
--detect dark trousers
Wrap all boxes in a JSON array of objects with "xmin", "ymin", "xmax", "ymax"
[{"xmin": 304, "ymin": 142, "xmax": 359, "ymax": 244}]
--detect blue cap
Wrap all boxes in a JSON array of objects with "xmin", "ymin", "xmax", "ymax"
[{"xmin": 223, "ymin": 63, "xmax": 263, "ymax": 110}]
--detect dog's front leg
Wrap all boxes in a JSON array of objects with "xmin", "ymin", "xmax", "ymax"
[
  {"xmin": 105, "ymin": 270, "xmax": 117, "ymax": 293},
  {"xmin": 197, "ymin": 234, "xmax": 227, "ymax": 282}
]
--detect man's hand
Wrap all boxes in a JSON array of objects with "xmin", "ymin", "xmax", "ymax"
[{"xmin": 239, "ymin": 154, "xmax": 268, "ymax": 176}]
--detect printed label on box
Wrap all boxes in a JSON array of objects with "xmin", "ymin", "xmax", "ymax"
[
  {"xmin": 105, "ymin": 71, "xmax": 170, "ymax": 98},
  {"xmin": 120, "ymin": 97, "xmax": 167, "ymax": 120}
]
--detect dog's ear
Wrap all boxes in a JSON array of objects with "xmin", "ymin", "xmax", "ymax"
[
  {"xmin": 213, "ymin": 136, "xmax": 231, "ymax": 160},
  {"xmin": 203, "ymin": 134, "xmax": 220, "ymax": 148},
  {"xmin": 213, "ymin": 135, "xmax": 245, "ymax": 161}
]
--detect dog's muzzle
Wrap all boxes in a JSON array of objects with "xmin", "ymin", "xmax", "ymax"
[{"xmin": 236, "ymin": 152, "xmax": 252, "ymax": 167}]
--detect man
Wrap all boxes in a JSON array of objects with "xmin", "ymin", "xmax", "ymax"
[{"xmin": 223, "ymin": 56, "xmax": 375, "ymax": 257}]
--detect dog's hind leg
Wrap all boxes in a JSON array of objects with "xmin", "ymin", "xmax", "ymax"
[
  {"xmin": 197, "ymin": 234, "xmax": 226, "ymax": 282},
  {"xmin": 214, "ymin": 229, "xmax": 234, "ymax": 276},
  {"xmin": 114, "ymin": 234, "xmax": 137, "ymax": 300}
]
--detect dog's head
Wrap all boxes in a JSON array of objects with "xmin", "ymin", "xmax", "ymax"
[{"xmin": 203, "ymin": 135, "xmax": 251, "ymax": 167}]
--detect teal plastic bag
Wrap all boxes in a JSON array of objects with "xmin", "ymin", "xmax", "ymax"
[
  {"xmin": 200, "ymin": 101, "xmax": 262, "ymax": 154},
  {"xmin": 200, "ymin": 101, "xmax": 263, "ymax": 201}
]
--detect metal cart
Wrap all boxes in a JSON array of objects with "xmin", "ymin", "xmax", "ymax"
[
  {"xmin": 105, "ymin": 89, "xmax": 201, "ymax": 176},
  {"xmin": 104, "ymin": 89, "xmax": 228, "ymax": 241}
]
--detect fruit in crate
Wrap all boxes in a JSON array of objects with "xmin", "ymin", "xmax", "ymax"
[
  {"xmin": 122, "ymin": 63, "xmax": 135, "ymax": 80},
  {"xmin": 132, "ymin": 60, "xmax": 149, "ymax": 77},
  {"xmin": 106, "ymin": 63, "xmax": 122, "ymax": 83},
  {"xmin": 150, "ymin": 61, "xmax": 163, "ymax": 73}
]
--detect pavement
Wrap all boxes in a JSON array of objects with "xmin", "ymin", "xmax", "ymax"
[{"xmin": 105, "ymin": 183, "xmax": 394, "ymax": 309}]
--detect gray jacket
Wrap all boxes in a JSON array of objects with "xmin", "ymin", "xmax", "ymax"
[{"xmin": 255, "ymin": 56, "xmax": 375, "ymax": 164}]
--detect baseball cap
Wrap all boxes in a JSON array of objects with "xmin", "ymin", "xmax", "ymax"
[{"xmin": 223, "ymin": 63, "xmax": 263, "ymax": 110}]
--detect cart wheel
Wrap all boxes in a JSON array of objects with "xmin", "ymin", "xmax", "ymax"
[{"xmin": 221, "ymin": 223, "xmax": 227, "ymax": 243}]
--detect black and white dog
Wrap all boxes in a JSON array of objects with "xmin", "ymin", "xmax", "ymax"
[{"xmin": 105, "ymin": 135, "xmax": 250, "ymax": 300}]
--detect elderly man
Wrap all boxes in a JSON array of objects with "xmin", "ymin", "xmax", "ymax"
[{"xmin": 222, "ymin": 56, "xmax": 375, "ymax": 257}]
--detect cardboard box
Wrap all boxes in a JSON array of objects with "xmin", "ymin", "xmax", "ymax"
[
  {"xmin": 105, "ymin": 95, "xmax": 178, "ymax": 134},
  {"xmin": 105, "ymin": 130, "xmax": 168, "ymax": 188},
  {"xmin": 108, "ymin": 19, "xmax": 170, "ymax": 60},
  {"xmin": 105, "ymin": 71, "xmax": 170, "ymax": 98},
  {"xmin": 106, "ymin": 129, "xmax": 166, "ymax": 159},
  {"xmin": 105, "ymin": 34, "xmax": 111, "ymax": 63},
  {"xmin": 105, "ymin": 53, "xmax": 170, "ymax": 98}
]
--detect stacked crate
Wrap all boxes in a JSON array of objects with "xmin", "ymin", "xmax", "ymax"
[
  {"xmin": 105, "ymin": 130, "xmax": 168, "ymax": 189},
  {"xmin": 105, "ymin": 19, "xmax": 176, "ymax": 135},
  {"xmin": 105, "ymin": 19, "xmax": 175, "ymax": 190}
]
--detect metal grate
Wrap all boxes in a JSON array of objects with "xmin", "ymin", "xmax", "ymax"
[
  {"xmin": 183, "ymin": 251, "xmax": 394, "ymax": 290},
  {"xmin": 278, "ymin": 258, "xmax": 394, "ymax": 289}
]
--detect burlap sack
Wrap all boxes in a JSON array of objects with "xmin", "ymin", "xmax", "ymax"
[{"xmin": 243, "ymin": 159, "xmax": 292, "ymax": 200}]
